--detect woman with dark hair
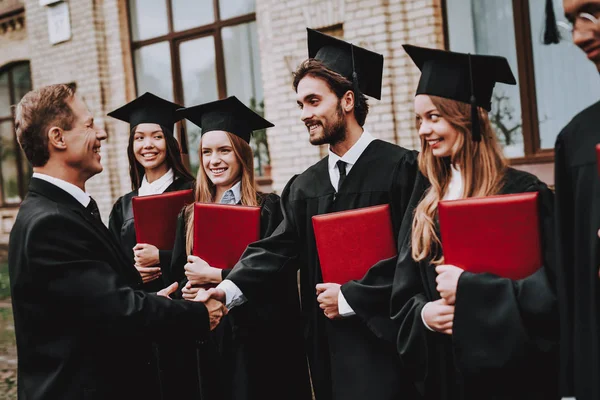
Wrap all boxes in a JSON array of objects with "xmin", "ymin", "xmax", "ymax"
[
  {"xmin": 107, "ymin": 92, "xmax": 195, "ymax": 293},
  {"xmin": 169, "ymin": 96, "xmax": 311, "ymax": 400},
  {"xmin": 390, "ymin": 46, "xmax": 559, "ymax": 400}
]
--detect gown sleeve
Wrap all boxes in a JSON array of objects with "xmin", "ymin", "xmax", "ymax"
[
  {"xmin": 341, "ymin": 161, "xmax": 425, "ymax": 345},
  {"xmin": 226, "ymin": 176, "xmax": 302, "ymax": 302},
  {"xmin": 451, "ymin": 182, "xmax": 559, "ymax": 384}
]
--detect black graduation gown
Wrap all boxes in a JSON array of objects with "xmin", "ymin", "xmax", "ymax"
[
  {"xmin": 168, "ymin": 192, "xmax": 311, "ymax": 400},
  {"xmin": 391, "ymin": 168, "xmax": 559, "ymax": 400},
  {"xmin": 226, "ymin": 139, "xmax": 421, "ymax": 400},
  {"xmin": 554, "ymin": 100, "xmax": 600, "ymax": 400},
  {"xmin": 7, "ymin": 178, "xmax": 210, "ymax": 400},
  {"xmin": 108, "ymin": 176, "xmax": 194, "ymax": 293}
]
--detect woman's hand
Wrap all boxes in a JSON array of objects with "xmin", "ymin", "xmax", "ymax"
[
  {"xmin": 182, "ymin": 281, "xmax": 201, "ymax": 301},
  {"xmin": 135, "ymin": 265, "xmax": 161, "ymax": 283},
  {"xmin": 422, "ymin": 298, "xmax": 454, "ymax": 335},
  {"xmin": 435, "ymin": 264, "xmax": 464, "ymax": 305},
  {"xmin": 133, "ymin": 243, "xmax": 160, "ymax": 268},
  {"xmin": 184, "ymin": 255, "xmax": 222, "ymax": 285}
]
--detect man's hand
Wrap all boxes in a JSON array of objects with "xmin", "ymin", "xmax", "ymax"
[
  {"xmin": 435, "ymin": 264, "xmax": 464, "ymax": 305},
  {"xmin": 194, "ymin": 287, "xmax": 226, "ymax": 303},
  {"xmin": 316, "ymin": 283, "xmax": 342, "ymax": 320},
  {"xmin": 182, "ymin": 281, "xmax": 201, "ymax": 301},
  {"xmin": 157, "ymin": 282, "xmax": 178, "ymax": 299},
  {"xmin": 422, "ymin": 298, "xmax": 454, "ymax": 335},
  {"xmin": 135, "ymin": 265, "xmax": 162, "ymax": 283},
  {"xmin": 133, "ymin": 243, "xmax": 160, "ymax": 268},
  {"xmin": 203, "ymin": 297, "xmax": 227, "ymax": 330},
  {"xmin": 184, "ymin": 255, "xmax": 221, "ymax": 285}
]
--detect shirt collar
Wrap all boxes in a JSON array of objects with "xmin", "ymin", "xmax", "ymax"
[
  {"xmin": 138, "ymin": 168, "xmax": 174, "ymax": 197},
  {"xmin": 328, "ymin": 129, "xmax": 376, "ymax": 172},
  {"xmin": 32, "ymin": 172, "xmax": 91, "ymax": 207},
  {"xmin": 219, "ymin": 180, "xmax": 242, "ymax": 204}
]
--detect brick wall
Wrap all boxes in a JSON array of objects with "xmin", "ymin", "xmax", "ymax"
[{"xmin": 255, "ymin": 0, "xmax": 445, "ymax": 193}]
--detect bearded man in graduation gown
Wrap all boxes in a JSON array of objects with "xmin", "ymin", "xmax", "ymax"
[
  {"xmin": 8, "ymin": 83, "xmax": 226, "ymax": 400},
  {"xmin": 200, "ymin": 29, "xmax": 421, "ymax": 400},
  {"xmin": 551, "ymin": 1, "xmax": 600, "ymax": 399}
]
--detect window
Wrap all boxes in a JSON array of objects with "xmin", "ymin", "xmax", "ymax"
[
  {"xmin": 0, "ymin": 62, "xmax": 32, "ymax": 207},
  {"xmin": 444, "ymin": 0, "xmax": 600, "ymax": 163},
  {"xmin": 128, "ymin": 0, "xmax": 269, "ymax": 175}
]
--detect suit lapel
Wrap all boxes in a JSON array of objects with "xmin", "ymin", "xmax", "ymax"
[{"xmin": 28, "ymin": 178, "xmax": 142, "ymax": 285}]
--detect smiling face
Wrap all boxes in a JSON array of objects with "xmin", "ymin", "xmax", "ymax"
[
  {"xmin": 296, "ymin": 75, "xmax": 347, "ymax": 146},
  {"xmin": 200, "ymin": 130, "xmax": 242, "ymax": 189},
  {"xmin": 132, "ymin": 123, "xmax": 168, "ymax": 173},
  {"xmin": 415, "ymin": 94, "xmax": 461, "ymax": 158},
  {"xmin": 62, "ymin": 95, "xmax": 107, "ymax": 181},
  {"xmin": 564, "ymin": 0, "xmax": 600, "ymax": 69}
]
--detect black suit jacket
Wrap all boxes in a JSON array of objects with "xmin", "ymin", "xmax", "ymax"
[{"xmin": 8, "ymin": 178, "xmax": 210, "ymax": 400}]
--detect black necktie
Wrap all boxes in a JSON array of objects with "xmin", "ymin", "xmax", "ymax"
[
  {"xmin": 86, "ymin": 197, "xmax": 102, "ymax": 222},
  {"xmin": 337, "ymin": 160, "xmax": 347, "ymax": 192}
]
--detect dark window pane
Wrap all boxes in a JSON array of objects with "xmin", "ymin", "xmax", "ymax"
[
  {"xmin": 11, "ymin": 63, "xmax": 31, "ymax": 103},
  {"xmin": 0, "ymin": 72, "xmax": 10, "ymax": 119},
  {"xmin": 219, "ymin": 0, "xmax": 255, "ymax": 20},
  {"xmin": 172, "ymin": 0, "xmax": 214, "ymax": 32},
  {"xmin": 179, "ymin": 36, "xmax": 219, "ymax": 173},
  {"xmin": 0, "ymin": 121, "xmax": 20, "ymax": 204},
  {"xmin": 529, "ymin": 0, "xmax": 600, "ymax": 149},
  {"xmin": 446, "ymin": 0, "xmax": 524, "ymax": 158},
  {"xmin": 128, "ymin": 0, "xmax": 169, "ymax": 41},
  {"xmin": 134, "ymin": 42, "xmax": 174, "ymax": 101},
  {"xmin": 222, "ymin": 22, "xmax": 269, "ymax": 173}
]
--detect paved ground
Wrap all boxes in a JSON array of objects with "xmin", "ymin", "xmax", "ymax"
[{"xmin": 0, "ymin": 301, "xmax": 17, "ymax": 400}]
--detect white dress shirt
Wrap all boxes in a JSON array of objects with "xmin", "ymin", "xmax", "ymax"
[
  {"xmin": 218, "ymin": 181, "xmax": 242, "ymax": 204},
  {"xmin": 32, "ymin": 172, "xmax": 91, "ymax": 207},
  {"xmin": 138, "ymin": 168, "xmax": 175, "ymax": 197},
  {"xmin": 218, "ymin": 130, "xmax": 376, "ymax": 317},
  {"xmin": 422, "ymin": 164, "xmax": 463, "ymax": 331}
]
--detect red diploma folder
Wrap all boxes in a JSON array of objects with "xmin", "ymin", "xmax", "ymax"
[
  {"xmin": 438, "ymin": 192, "xmax": 542, "ymax": 280},
  {"xmin": 596, "ymin": 143, "xmax": 600, "ymax": 177},
  {"xmin": 192, "ymin": 203, "xmax": 261, "ymax": 269},
  {"xmin": 132, "ymin": 189, "xmax": 194, "ymax": 249},
  {"xmin": 312, "ymin": 204, "xmax": 397, "ymax": 285}
]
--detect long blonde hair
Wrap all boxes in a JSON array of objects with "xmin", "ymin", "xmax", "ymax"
[
  {"xmin": 184, "ymin": 132, "xmax": 258, "ymax": 255},
  {"xmin": 411, "ymin": 95, "xmax": 507, "ymax": 264}
]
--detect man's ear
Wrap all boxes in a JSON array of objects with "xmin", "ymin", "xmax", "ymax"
[
  {"xmin": 341, "ymin": 90, "xmax": 355, "ymax": 113},
  {"xmin": 47, "ymin": 126, "xmax": 66, "ymax": 150}
]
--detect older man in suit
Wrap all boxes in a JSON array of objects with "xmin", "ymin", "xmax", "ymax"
[{"xmin": 8, "ymin": 83, "xmax": 225, "ymax": 400}]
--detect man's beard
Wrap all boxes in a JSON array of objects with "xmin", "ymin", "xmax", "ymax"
[{"xmin": 308, "ymin": 101, "xmax": 347, "ymax": 146}]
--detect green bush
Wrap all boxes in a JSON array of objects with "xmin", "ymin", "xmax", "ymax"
[{"xmin": 0, "ymin": 263, "xmax": 10, "ymax": 300}]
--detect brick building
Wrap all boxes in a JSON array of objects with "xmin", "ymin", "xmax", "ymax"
[{"xmin": 0, "ymin": 0, "xmax": 597, "ymax": 243}]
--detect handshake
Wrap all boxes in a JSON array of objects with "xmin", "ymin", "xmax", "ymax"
[{"xmin": 158, "ymin": 281, "xmax": 228, "ymax": 331}]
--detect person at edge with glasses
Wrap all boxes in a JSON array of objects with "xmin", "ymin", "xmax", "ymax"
[{"xmin": 544, "ymin": 0, "xmax": 600, "ymax": 399}]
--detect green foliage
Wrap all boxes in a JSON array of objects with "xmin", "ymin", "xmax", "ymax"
[{"xmin": 0, "ymin": 263, "xmax": 10, "ymax": 300}]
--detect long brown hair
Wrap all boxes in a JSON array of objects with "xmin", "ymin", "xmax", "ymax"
[
  {"xmin": 411, "ymin": 95, "xmax": 507, "ymax": 264},
  {"xmin": 127, "ymin": 124, "xmax": 195, "ymax": 190},
  {"xmin": 184, "ymin": 132, "xmax": 258, "ymax": 255}
]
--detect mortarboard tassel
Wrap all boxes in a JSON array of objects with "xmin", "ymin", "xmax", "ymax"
[
  {"xmin": 467, "ymin": 53, "xmax": 481, "ymax": 142},
  {"xmin": 179, "ymin": 123, "xmax": 189, "ymax": 155},
  {"xmin": 350, "ymin": 45, "xmax": 361, "ymax": 98},
  {"xmin": 543, "ymin": 0, "xmax": 561, "ymax": 45}
]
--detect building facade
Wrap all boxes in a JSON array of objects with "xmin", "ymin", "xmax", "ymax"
[{"xmin": 0, "ymin": 0, "xmax": 596, "ymax": 243}]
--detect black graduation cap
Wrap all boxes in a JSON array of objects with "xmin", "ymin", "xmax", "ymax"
[
  {"xmin": 543, "ymin": 0, "xmax": 561, "ymax": 45},
  {"xmin": 175, "ymin": 96, "xmax": 273, "ymax": 143},
  {"xmin": 107, "ymin": 92, "xmax": 189, "ymax": 153},
  {"xmin": 307, "ymin": 28, "xmax": 384, "ymax": 100},
  {"xmin": 403, "ymin": 45, "xmax": 516, "ymax": 142}
]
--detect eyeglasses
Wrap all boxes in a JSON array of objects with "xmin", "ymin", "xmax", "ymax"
[{"xmin": 557, "ymin": 12, "xmax": 600, "ymax": 34}]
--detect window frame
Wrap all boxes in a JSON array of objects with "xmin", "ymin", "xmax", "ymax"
[
  {"xmin": 442, "ymin": 0, "xmax": 555, "ymax": 165},
  {"xmin": 127, "ymin": 0, "xmax": 256, "ymax": 119},
  {"xmin": 0, "ymin": 60, "xmax": 31, "ymax": 208},
  {"xmin": 127, "ymin": 0, "xmax": 269, "ymax": 173}
]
